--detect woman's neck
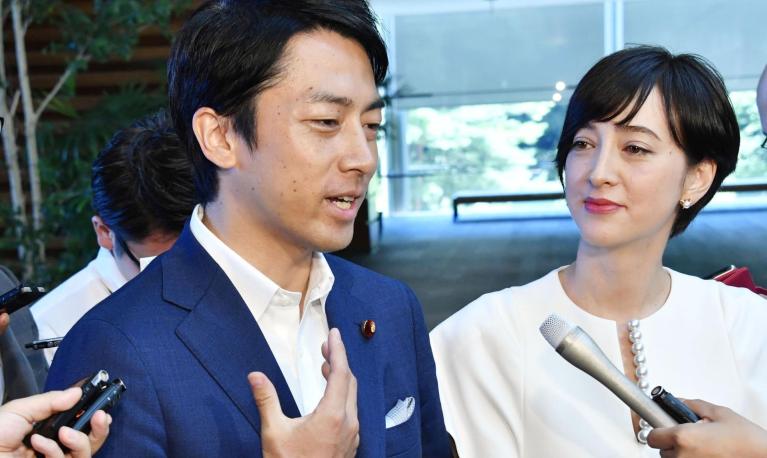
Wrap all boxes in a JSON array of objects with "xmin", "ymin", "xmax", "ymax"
[{"xmin": 560, "ymin": 240, "xmax": 671, "ymax": 322}]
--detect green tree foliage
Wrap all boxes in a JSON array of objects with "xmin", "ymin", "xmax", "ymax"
[
  {"xmin": 515, "ymin": 101, "xmax": 566, "ymax": 182},
  {"xmin": 0, "ymin": 0, "xmax": 192, "ymax": 282},
  {"xmin": 400, "ymin": 102, "xmax": 560, "ymax": 211},
  {"xmin": 395, "ymin": 91, "xmax": 765, "ymax": 214},
  {"xmin": 403, "ymin": 108, "xmax": 508, "ymax": 211},
  {"xmin": 730, "ymin": 91, "xmax": 767, "ymax": 180}
]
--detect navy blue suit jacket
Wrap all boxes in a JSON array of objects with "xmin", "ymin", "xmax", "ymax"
[{"xmin": 46, "ymin": 226, "xmax": 450, "ymax": 457}]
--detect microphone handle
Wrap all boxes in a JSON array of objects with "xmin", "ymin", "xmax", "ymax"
[{"xmin": 558, "ymin": 327, "xmax": 677, "ymax": 428}]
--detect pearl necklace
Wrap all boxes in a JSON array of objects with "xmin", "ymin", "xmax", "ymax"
[{"xmin": 628, "ymin": 319, "xmax": 652, "ymax": 444}]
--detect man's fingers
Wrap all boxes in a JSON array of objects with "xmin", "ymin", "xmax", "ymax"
[
  {"xmin": 249, "ymin": 371, "xmax": 284, "ymax": 429},
  {"xmin": 327, "ymin": 328, "xmax": 350, "ymax": 373},
  {"xmin": 347, "ymin": 433, "xmax": 361, "ymax": 458},
  {"xmin": 30, "ymin": 433, "xmax": 65, "ymax": 458},
  {"xmin": 317, "ymin": 328, "xmax": 351, "ymax": 412},
  {"xmin": 345, "ymin": 372, "xmax": 358, "ymax": 421},
  {"xmin": 0, "ymin": 312, "xmax": 9, "ymax": 335},
  {"xmin": 321, "ymin": 361, "xmax": 330, "ymax": 380},
  {"xmin": 321, "ymin": 339, "xmax": 331, "ymax": 379},
  {"xmin": 3, "ymin": 387, "xmax": 82, "ymax": 424},
  {"xmin": 321, "ymin": 339, "xmax": 329, "ymax": 363},
  {"xmin": 86, "ymin": 410, "xmax": 111, "ymax": 455},
  {"xmin": 57, "ymin": 426, "xmax": 93, "ymax": 458}
]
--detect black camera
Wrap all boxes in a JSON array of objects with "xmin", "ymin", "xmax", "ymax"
[
  {"xmin": 24, "ymin": 370, "xmax": 126, "ymax": 452},
  {"xmin": 0, "ymin": 285, "xmax": 46, "ymax": 315}
]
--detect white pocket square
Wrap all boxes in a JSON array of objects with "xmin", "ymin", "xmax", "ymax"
[{"xmin": 385, "ymin": 396, "xmax": 415, "ymax": 429}]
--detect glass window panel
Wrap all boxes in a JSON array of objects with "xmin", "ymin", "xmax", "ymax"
[
  {"xmin": 393, "ymin": 2, "xmax": 603, "ymax": 108},
  {"xmin": 389, "ymin": 99, "xmax": 567, "ymax": 213},
  {"xmin": 624, "ymin": 0, "xmax": 767, "ymax": 90}
]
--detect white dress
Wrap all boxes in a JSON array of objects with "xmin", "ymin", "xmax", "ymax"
[{"xmin": 430, "ymin": 267, "xmax": 767, "ymax": 458}]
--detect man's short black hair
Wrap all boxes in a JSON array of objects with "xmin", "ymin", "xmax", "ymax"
[
  {"xmin": 167, "ymin": 0, "xmax": 389, "ymax": 204},
  {"xmin": 555, "ymin": 45, "xmax": 740, "ymax": 237},
  {"xmin": 92, "ymin": 111, "xmax": 196, "ymax": 242}
]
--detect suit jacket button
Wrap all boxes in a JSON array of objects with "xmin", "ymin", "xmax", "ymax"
[{"xmin": 360, "ymin": 320, "xmax": 376, "ymax": 339}]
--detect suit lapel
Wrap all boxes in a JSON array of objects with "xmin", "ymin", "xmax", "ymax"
[
  {"xmin": 162, "ymin": 226, "xmax": 301, "ymax": 435},
  {"xmin": 325, "ymin": 268, "xmax": 384, "ymax": 457}
]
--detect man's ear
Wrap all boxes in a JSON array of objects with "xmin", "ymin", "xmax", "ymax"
[
  {"xmin": 682, "ymin": 159, "xmax": 717, "ymax": 205},
  {"xmin": 192, "ymin": 107, "xmax": 238, "ymax": 169},
  {"xmin": 92, "ymin": 215, "xmax": 114, "ymax": 251}
]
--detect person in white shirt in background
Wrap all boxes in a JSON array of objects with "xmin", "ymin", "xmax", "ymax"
[{"xmin": 31, "ymin": 111, "xmax": 196, "ymax": 364}]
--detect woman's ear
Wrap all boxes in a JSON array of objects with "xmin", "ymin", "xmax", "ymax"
[
  {"xmin": 682, "ymin": 159, "xmax": 717, "ymax": 205},
  {"xmin": 92, "ymin": 215, "xmax": 114, "ymax": 251},
  {"xmin": 192, "ymin": 107, "xmax": 238, "ymax": 169}
]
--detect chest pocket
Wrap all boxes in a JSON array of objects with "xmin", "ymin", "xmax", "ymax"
[
  {"xmin": 383, "ymin": 365, "xmax": 421, "ymax": 456},
  {"xmin": 385, "ymin": 401, "xmax": 420, "ymax": 457}
]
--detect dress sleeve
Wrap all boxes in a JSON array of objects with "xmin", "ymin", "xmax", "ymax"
[
  {"xmin": 720, "ymin": 284, "xmax": 767, "ymax": 429},
  {"xmin": 430, "ymin": 292, "xmax": 524, "ymax": 458}
]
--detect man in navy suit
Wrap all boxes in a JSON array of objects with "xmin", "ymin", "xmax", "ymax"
[{"xmin": 46, "ymin": 1, "xmax": 450, "ymax": 456}]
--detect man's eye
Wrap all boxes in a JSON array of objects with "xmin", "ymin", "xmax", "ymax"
[
  {"xmin": 312, "ymin": 119, "xmax": 339, "ymax": 128},
  {"xmin": 364, "ymin": 123, "xmax": 382, "ymax": 141}
]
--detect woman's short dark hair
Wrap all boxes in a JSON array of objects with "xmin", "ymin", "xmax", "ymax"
[
  {"xmin": 92, "ymin": 111, "xmax": 196, "ymax": 242},
  {"xmin": 555, "ymin": 45, "xmax": 740, "ymax": 237},
  {"xmin": 167, "ymin": 0, "xmax": 389, "ymax": 204}
]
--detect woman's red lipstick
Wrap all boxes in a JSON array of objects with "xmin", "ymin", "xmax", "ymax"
[{"xmin": 584, "ymin": 197, "xmax": 623, "ymax": 214}]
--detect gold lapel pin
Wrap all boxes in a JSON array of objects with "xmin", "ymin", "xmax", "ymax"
[{"xmin": 360, "ymin": 319, "xmax": 376, "ymax": 339}]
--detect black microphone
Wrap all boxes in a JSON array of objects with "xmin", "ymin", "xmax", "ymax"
[
  {"xmin": 651, "ymin": 386, "xmax": 700, "ymax": 424},
  {"xmin": 539, "ymin": 314, "xmax": 677, "ymax": 428}
]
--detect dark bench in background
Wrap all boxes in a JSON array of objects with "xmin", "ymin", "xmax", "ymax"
[
  {"xmin": 452, "ymin": 182, "xmax": 767, "ymax": 222},
  {"xmin": 452, "ymin": 191, "xmax": 564, "ymax": 221}
]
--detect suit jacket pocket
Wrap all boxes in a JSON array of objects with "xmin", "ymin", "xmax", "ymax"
[{"xmin": 385, "ymin": 408, "xmax": 419, "ymax": 457}]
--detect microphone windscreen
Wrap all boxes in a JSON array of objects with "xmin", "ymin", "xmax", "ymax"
[{"xmin": 539, "ymin": 313, "xmax": 573, "ymax": 348}]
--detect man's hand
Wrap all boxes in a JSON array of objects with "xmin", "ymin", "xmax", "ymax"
[
  {"xmin": 250, "ymin": 328, "xmax": 359, "ymax": 458},
  {"xmin": 0, "ymin": 387, "xmax": 111, "ymax": 458},
  {"xmin": 0, "ymin": 312, "xmax": 9, "ymax": 335},
  {"xmin": 647, "ymin": 399, "xmax": 767, "ymax": 458}
]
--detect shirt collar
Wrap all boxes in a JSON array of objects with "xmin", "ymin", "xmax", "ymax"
[
  {"xmin": 93, "ymin": 247, "xmax": 128, "ymax": 293},
  {"xmin": 306, "ymin": 251, "xmax": 334, "ymax": 309},
  {"xmin": 189, "ymin": 204, "xmax": 334, "ymax": 319}
]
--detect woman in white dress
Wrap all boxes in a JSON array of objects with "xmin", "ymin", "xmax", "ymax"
[{"xmin": 430, "ymin": 45, "xmax": 767, "ymax": 458}]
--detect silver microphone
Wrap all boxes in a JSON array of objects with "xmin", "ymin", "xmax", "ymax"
[{"xmin": 539, "ymin": 313, "xmax": 676, "ymax": 428}]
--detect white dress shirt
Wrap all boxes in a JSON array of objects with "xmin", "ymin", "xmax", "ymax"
[
  {"xmin": 190, "ymin": 205, "xmax": 334, "ymax": 415},
  {"xmin": 31, "ymin": 247, "xmax": 128, "ymax": 365},
  {"xmin": 431, "ymin": 267, "xmax": 767, "ymax": 458}
]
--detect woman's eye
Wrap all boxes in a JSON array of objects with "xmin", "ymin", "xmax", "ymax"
[
  {"xmin": 571, "ymin": 140, "xmax": 590, "ymax": 150},
  {"xmin": 626, "ymin": 144, "xmax": 650, "ymax": 155}
]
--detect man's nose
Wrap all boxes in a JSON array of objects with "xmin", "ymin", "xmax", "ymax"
[{"xmin": 339, "ymin": 125, "xmax": 378, "ymax": 176}]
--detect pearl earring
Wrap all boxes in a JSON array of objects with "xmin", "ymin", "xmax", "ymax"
[{"xmin": 680, "ymin": 198, "xmax": 692, "ymax": 209}]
